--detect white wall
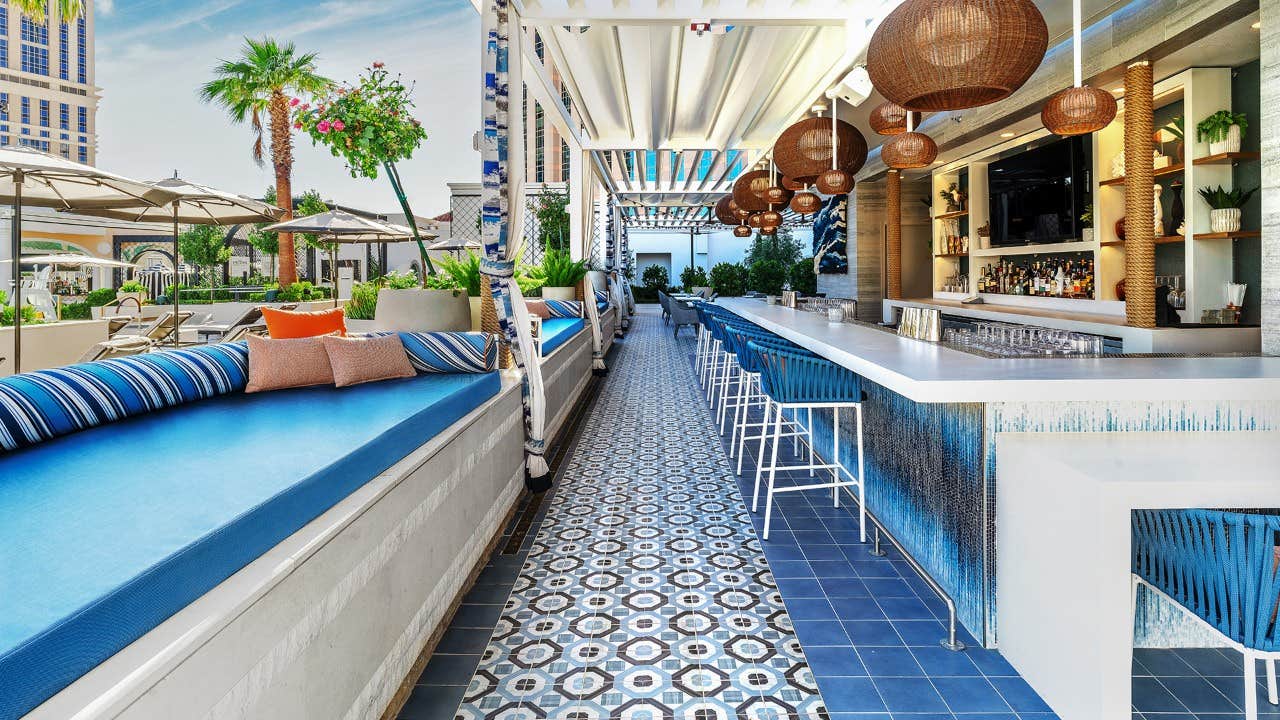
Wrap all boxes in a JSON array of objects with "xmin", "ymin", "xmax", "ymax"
[
  {"xmin": 629, "ymin": 227, "xmax": 815, "ymax": 276},
  {"xmin": 635, "ymin": 252, "xmax": 672, "ymax": 283}
]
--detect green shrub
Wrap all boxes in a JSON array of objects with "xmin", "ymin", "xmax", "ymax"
[
  {"xmin": 641, "ymin": 264, "xmax": 669, "ymax": 293},
  {"xmin": 679, "ymin": 266, "xmax": 708, "ymax": 292},
  {"xmin": 630, "ymin": 285, "xmax": 658, "ymax": 303},
  {"xmin": 84, "ymin": 287, "xmax": 117, "ymax": 307},
  {"xmin": 526, "ymin": 250, "xmax": 588, "ymax": 288},
  {"xmin": 118, "ymin": 280, "xmax": 146, "ymax": 294},
  {"xmin": 384, "ymin": 269, "xmax": 419, "ymax": 289},
  {"xmin": 789, "ymin": 258, "xmax": 817, "ymax": 296},
  {"xmin": 748, "ymin": 259, "xmax": 787, "ymax": 296},
  {"xmin": 346, "ymin": 282, "xmax": 379, "ymax": 320},
  {"xmin": 60, "ymin": 302, "xmax": 91, "ymax": 320},
  {"xmin": 709, "ymin": 262, "xmax": 747, "ymax": 297},
  {"xmin": 436, "ymin": 252, "xmax": 482, "ymax": 297}
]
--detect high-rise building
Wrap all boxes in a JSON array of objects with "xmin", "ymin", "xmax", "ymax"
[{"xmin": 0, "ymin": 1, "xmax": 96, "ymax": 162}]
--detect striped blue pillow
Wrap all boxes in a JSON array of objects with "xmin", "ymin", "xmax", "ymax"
[
  {"xmin": 594, "ymin": 290, "xmax": 609, "ymax": 305},
  {"xmin": 0, "ymin": 343, "xmax": 249, "ymax": 453},
  {"xmin": 393, "ymin": 332, "xmax": 497, "ymax": 374},
  {"xmin": 544, "ymin": 299, "xmax": 582, "ymax": 318}
]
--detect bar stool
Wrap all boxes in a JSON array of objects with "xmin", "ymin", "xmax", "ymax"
[
  {"xmin": 723, "ymin": 325, "xmax": 813, "ymax": 469},
  {"xmin": 747, "ymin": 340, "xmax": 867, "ymax": 541}
]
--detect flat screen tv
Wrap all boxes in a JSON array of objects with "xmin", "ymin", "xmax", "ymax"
[{"xmin": 988, "ymin": 136, "xmax": 1091, "ymax": 246}]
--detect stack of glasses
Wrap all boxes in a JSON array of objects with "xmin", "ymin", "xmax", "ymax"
[{"xmin": 944, "ymin": 322, "xmax": 1104, "ymax": 357}]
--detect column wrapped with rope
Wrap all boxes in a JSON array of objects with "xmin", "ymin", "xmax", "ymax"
[
  {"xmin": 886, "ymin": 169, "xmax": 903, "ymax": 300},
  {"xmin": 481, "ymin": 0, "xmax": 551, "ymax": 490},
  {"xmin": 1124, "ymin": 60, "xmax": 1155, "ymax": 328},
  {"xmin": 604, "ymin": 195, "xmax": 626, "ymax": 337}
]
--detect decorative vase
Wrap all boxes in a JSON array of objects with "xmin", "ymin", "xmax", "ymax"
[
  {"xmin": 1210, "ymin": 208, "xmax": 1242, "ymax": 233},
  {"xmin": 1082, "ymin": 227, "xmax": 1094, "ymax": 243},
  {"xmin": 542, "ymin": 286, "xmax": 577, "ymax": 301},
  {"xmin": 1115, "ymin": 279, "xmax": 1126, "ymax": 301},
  {"xmin": 1209, "ymin": 124, "xmax": 1242, "ymax": 155},
  {"xmin": 1168, "ymin": 181, "xmax": 1185, "ymax": 236},
  {"xmin": 1114, "ymin": 217, "xmax": 1126, "ymax": 241}
]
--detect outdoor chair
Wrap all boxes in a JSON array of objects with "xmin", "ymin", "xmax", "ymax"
[
  {"xmin": 110, "ymin": 311, "xmax": 195, "ymax": 348},
  {"xmin": 186, "ymin": 304, "xmax": 297, "ymax": 344},
  {"xmin": 657, "ymin": 291, "xmax": 671, "ymax": 325},
  {"xmin": 76, "ymin": 335, "xmax": 154, "ymax": 363},
  {"xmin": 1132, "ymin": 509, "xmax": 1280, "ymax": 719},
  {"xmin": 722, "ymin": 325, "xmax": 813, "ymax": 473},
  {"xmin": 106, "ymin": 316, "xmax": 133, "ymax": 337},
  {"xmin": 747, "ymin": 340, "xmax": 867, "ymax": 541},
  {"xmin": 221, "ymin": 323, "xmax": 268, "ymax": 343},
  {"xmin": 669, "ymin": 300, "xmax": 699, "ymax": 338}
]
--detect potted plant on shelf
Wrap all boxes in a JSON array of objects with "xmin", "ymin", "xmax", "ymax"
[
  {"xmin": 938, "ymin": 183, "xmax": 966, "ymax": 213},
  {"xmin": 1197, "ymin": 185, "xmax": 1256, "ymax": 233},
  {"xmin": 1080, "ymin": 204, "xmax": 1094, "ymax": 243},
  {"xmin": 1196, "ymin": 110, "xmax": 1247, "ymax": 156},
  {"xmin": 527, "ymin": 250, "xmax": 587, "ymax": 301},
  {"xmin": 1161, "ymin": 116, "xmax": 1185, "ymax": 162}
]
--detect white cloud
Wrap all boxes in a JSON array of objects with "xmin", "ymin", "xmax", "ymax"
[{"xmin": 96, "ymin": 0, "xmax": 114, "ymax": 15}]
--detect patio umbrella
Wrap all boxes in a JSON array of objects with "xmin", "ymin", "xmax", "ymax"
[
  {"xmin": 75, "ymin": 173, "xmax": 283, "ymax": 345},
  {"xmin": 0, "ymin": 146, "xmax": 178, "ymax": 372},
  {"xmin": 427, "ymin": 235, "xmax": 481, "ymax": 257},
  {"xmin": 261, "ymin": 210, "xmax": 417, "ymax": 308},
  {"xmin": 4, "ymin": 253, "xmax": 136, "ymax": 269}
]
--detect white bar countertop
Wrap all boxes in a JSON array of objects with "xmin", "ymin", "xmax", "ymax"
[{"xmin": 717, "ymin": 298, "xmax": 1280, "ymax": 403}]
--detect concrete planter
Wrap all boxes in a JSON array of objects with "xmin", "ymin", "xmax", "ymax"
[
  {"xmin": 542, "ymin": 286, "xmax": 576, "ymax": 301},
  {"xmin": 1209, "ymin": 208, "xmax": 1242, "ymax": 233},
  {"xmin": 0, "ymin": 319, "xmax": 109, "ymax": 376},
  {"xmin": 1208, "ymin": 124, "xmax": 1242, "ymax": 156},
  {"xmin": 373, "ymin": 288, "xmax": 471, "ymax": 332}
]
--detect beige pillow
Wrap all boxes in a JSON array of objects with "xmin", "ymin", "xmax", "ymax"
[
  {"xmin": 245, "ymin": 334, "xmax": 335, "ymax": 393},
  {"xmin": 525, "ymin": 299, "xmax": 551, "ymax": 319},
  {"xmin": 321, "ymin": 334, "xmax": 416, "ymax": 388}
]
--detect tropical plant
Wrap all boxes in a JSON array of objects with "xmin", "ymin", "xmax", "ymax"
[
  {"xmin": 436, "ymin": 252, "xmax": 483, "ymax": 298},
  {"xmin": 789, "ymin": 258, "xmax": 817, "ymax": 296},
  {"xmin": 383, "ymin": 269, "xmax": 420, "ymax": 289},
  {"xmin": 531, "ymin": 189, "xmax": 571, "ymax": 254},
  {"xmin": 709, "ymin": 262, "xmax": 748, "ymax": 297},
  {"xmin": 1196, "ymin": 110, "xmax": 1248, "ymax": 144},
  {"xmin": 748, "ymin": 259, "xmax": 788, "ymax": 296},
  {"xmin": 345, "ymin": 281, "xmax": 379, "ymax": 320},
  {"xmin": 0, "ymin": 291, "xmax": 39, "ymax": 326},
  {"xmin": 641, "ymin": 264, "xmax": 669, "ymax": 293},
  {"xmin": 1197, "ymin": 185, "xmax": 1257, "ymax": 210},
  {"xmin": 118, "ymin": 280, "xmax": 146, "ymax": 294},
  {"xmin": 292, "ymin": 61, "xmax": 434, "ymax": 276},
  {"xmin": 1163, "ymin": 116, "xmax": 1184, "ymax": 141},
  {"xmin": 679, "ymin": 266, "xmax": 709, "ymax": 292},
  {"xmin": 177, "ymin": 224, "xmax": 232, "ymax": 290},
  {"xmin": 247, "ymin": 185, "xmax": 283, "ymax": 277},
  {"xmin": 11, "ymin": 0, "xmax": 81, "ymax": 22},
  {"xmin": 84, "ymin": 287, "xmax": 117, "ymax": 307},
  {"xmin": 527, "ymin": 250, "xmax": 588, "ymax": 288},
  {"xmin": 1080, "ymin": 203, "xmax": 1094, "ymax": 229},
  {"xmin": 200, "ymin": 37, "xmax": 331, "ymax": 285}
]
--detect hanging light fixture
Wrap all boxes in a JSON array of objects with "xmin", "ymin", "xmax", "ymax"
[
  {"xmin": 733, "ymin": 169, "xmax": 772, "ymax": 212},
  {"xmin": 1041, "ymin": 0, "xmax": 1116, "ymax": 136},
  {"xmin": 791, "ymin": 191, "xmax": 822, "ymax": 214},
  {"xmin": 773, "ymin": 103, "xmax": 868, "ymax": 184},
  {"xmin": 868, "ymin": 101, "xmax": 922, "ymax": 136},
  {"xmin": 882, "ymin": 114, "xmax": 938, "ymax": 169},
  {"xmin": 761, "ymin": 210, "xmax": 783, "ymax": 227},
  {"xmin": 781, "ymin": 176, "xmax": 807, "ymax": 191},
  {"xmin": 734, "ymin": 224, "xmax": 752, "ymax": 238},
  {"xmin": 729, "ymin": 198, "xmax": 750, "ymax": 222},
  {"xmin": 748, "ymin": 212, "xmax": 763, "ymax": 229},
  {"xmin": 815, "ymin": 97, "xmax": 855, "ymax": 194},
  {"xmin": 866, "ymin": 0, "xmax": 1048, "ymax": 112},
  {"xmin": 714, "ymin": 195, "xmax": 737, "ymax": 225}
]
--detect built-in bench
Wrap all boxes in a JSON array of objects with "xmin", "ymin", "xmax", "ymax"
[{"xmin": 541, "ymin": 317, "xmax": 586, "ymax": 356}]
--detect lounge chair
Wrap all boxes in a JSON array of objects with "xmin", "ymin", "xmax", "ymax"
[
  {"xmin": 221, "ymin": 323, "xmax": 267, "ymax": 343},
  {"xmin": 658, "ymin": 291, "xmax": 671, "ymax": 325},
  {"xmin": 186, "ymin": 304, "xmax": 298, "ymax": 343},
  {"xmin": 110, "ymin": 311, "xmax": 195, "ymax": 348},
  {"xmin": 76, "ymin": 335, "xmax": 153, "ymax": 363},
  {"xmin": 106, "ymin": 316, "xmax": 133, "ymax": 337}
]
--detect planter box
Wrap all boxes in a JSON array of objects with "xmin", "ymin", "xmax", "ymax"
[
  {"xmin": 0, "ymin": 319, "xmax": 110, "ymax": 376},
  {"xmin": 373, "ymin": 289, "xmax": 471, "ymax": 332},
  {"xmin": 542, "ymin": 286, "xmax": 576, "ymax": 301}
]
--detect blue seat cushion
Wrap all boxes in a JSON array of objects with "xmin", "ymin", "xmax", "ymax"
[
  {"xmin": 0, "ymin": 371, "xmax": 501, "ymax": 719},
  {"xmin": 596, "ymin": 300, "xmax": 609, "ymax": 312},
  {"xmin": 541, "ymin": 318, "xmax": 585, "ymax": 356}
]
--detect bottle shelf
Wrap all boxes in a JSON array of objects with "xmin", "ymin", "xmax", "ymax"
[
  {"xmin": 934, "ymin": 252, "xmax": 968, "ymax": 259},
  {"xmin": 934, "ymin": 209, "xmax": 969, "ymax": 221},
  {"xmin": 1098, "ymin": 162, "xmax": 1184, "ymax": 187},
  {"xmin": 970, "ymin": 240, "xmax": 1098, "ymax": 257}
]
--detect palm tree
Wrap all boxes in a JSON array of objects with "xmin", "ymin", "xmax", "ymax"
[
  {"xmin": 200, "ymin": 38, "xmax": 330, "ymax": 285},
  {"xmin": 11, "ymin": 0, "xmax": 82, "ymax": 22}
]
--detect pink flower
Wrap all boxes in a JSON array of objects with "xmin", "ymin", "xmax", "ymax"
[
  {"xmin": 289, "ymin": 97, "xmax": 300, "ymax": 107},
  {"xmin": 332, "ymin": 120, "xmax": 346, "ymax": 131},
  {"xmin": 316, "ymin": 120, "xmax": 331, "ymax": 134},
  {"xmin": 294, "ymin": 122, "xmax": 303, "ymax": 130},
  {"xmin": 372, "ymin": 61, "xmax": 385, "ymax": 69},
  {"xmin": 300, "ymin": 103, "xmax": 310, "ymax": 111}
]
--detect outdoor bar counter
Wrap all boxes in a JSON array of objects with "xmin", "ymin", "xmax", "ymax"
[{"xmin": 716, "ymin": 297, "xmax": 1280, "ymax": 720}]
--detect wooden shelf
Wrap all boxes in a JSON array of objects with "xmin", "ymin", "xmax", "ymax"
[
  {"xmin": 1193, "ymin": 152, "xmax": 1261, "ymax": 166},
  {"xmin": 1098, "ymin": 162, "xmax": 1184, "ymax": 187},
  {"xmin": 1100, "ymin": 235, "xmax": 1186, "ymax": 247},
  {"xmin": 970, "ymin": 240, "xmax": 1097, "ymax": 257},
  {"xmin": 1196, "ymin": 230, "xmax": 1260, "ymax": 240},
  {"xmin": 934, "ymin": 209, "xmax": 969, "ymax": 220},
  {"xmin": 934, "ymin": 252, "xmax": 968, "ymax": 258}
]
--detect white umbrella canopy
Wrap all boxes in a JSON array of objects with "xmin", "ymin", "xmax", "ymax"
[
  {"xmin": 0, "ymin": 146, "xmax": 180, "ymax": 372},
  {"xmin": 74, "ymin": 173, "xmax": 284, "ymax": 345},
  {"xmin": 427, "ymin": 236, "xmax": 481, "ymax": 252},
  {"xmin": 3, "ymin": 253, "xmax": 136, "ymax": 269}
]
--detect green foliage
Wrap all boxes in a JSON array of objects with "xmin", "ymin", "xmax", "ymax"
[
  {"xmin": 293, "ymin": 62, "xmax": 427, "ymax": 180},
  {"xmin": 178, "ymin": 224, "xmax": 232, "ymax": 286},
  {"xmin": 1196, "ymin": 110, "xmax": 1247, "ymax": 144},
  {"xmin": 527, "ymin": 250, "xmax": 588, "ymax": 288},
  {"xmin": 60, "ymin": 301, "xmax": 91, "ymax": 320},
  {"xmin": 709, "ymin": 262, "xmax": 748, "ymax": 297},
  {"xmin": 293, "ymin": 190, "xmax": 334, "ymax": 251},
  {"xmin": 383, "ymin": 269, "xmax": 420, "ymax": 289},
  {"xmin": 641, "ymin": 264, "xmax": 669, "ymax": 293},
  {"xmin": 436, "ymin": 252, "xmax": 483, "ymax": 297},
  {"xmin": 84, "ymin": 287, "xmax": 117, "ymax": 307},
  {"xmin": 275, "ymin": 281, "xmax": 328, "ymax": 302},
  {"xmin": 0, "ymin": 292, "xmax": 40, "ymax": 326},
  {"xmin": 743, "ymin": 227, "xmax": 803, "ymax": 269},
  {"xmin": 531, "ymin": 189, "xmax": 571, "ymax": 253},
  {"xmin": 345, "ymin": 282, "xmax": 379, "ymax": 320},
  {"xmin": 789, "ymin": 258, "xmax": 817, "ymax": 296},
  {"xmin": 118, "ymin": 281, "xmax": 146, "ymax": 294},
  {"xmin": 11, "ymin": 0, "xmax": 84, "ymax": 24},
  {"xmin": 1197, "ymin": 185, "xmax": 1257, "ymax": 210},
  {"xmin": 1163, "ymin": 116, "xmax": 1184, "ymax": 141},
  {"xmin": 748, "ymin": 259, "xmax": 788, "ymax": 296},
  {"xmin": 679, "ymin": 266, "xmax": 709, "ymax": 292}
]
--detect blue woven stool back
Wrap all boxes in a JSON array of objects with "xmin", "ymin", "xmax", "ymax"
[
  {"xmin": 1133, "ymin": 508, "xmax": 1280, "ymax": 651},
  {"xmin": 747, "ymin": 341, "xmax": 863, "ymax": 404}
]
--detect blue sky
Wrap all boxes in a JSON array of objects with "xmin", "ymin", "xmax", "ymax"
[{"xmin": 95, "ymin": 0, "xmax": 480, "ymax": 216}]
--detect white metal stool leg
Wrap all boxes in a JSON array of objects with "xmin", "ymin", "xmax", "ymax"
[
  {"xmin": 832, "ymin": 409, "xmax": 840, "ymax": 507},
  {"xmin": 752, "ymin": 399, "xmax": 773, "ymax": 513},
  {"xmin": 1246, "ymin": 651, "xmax": 1259, "ymax": 720},
  {"xmin": 1268, "ymin": 658, "xmax": 1278, "ymax": 706},
  {"xmin": 763, "ymin": 402, "xmax": 784, "ymax": 540},
  {"xmin": 807, "ymin": 407, "xmax": 815, "ymax": 478},
  {"xmin": 856, "ymin": 403, "xmax": 866, "ymax": 542}
]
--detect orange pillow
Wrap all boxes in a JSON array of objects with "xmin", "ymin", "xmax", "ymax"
[
  {"xmin": 261, "ymin": 306, "xmax": 347, "ymax": 339},
  {"xmin": 245, "ymin": 335, "xmax": 335, "ymax": 393}
]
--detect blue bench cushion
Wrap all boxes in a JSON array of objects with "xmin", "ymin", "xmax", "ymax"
[
  {"xmin": 596, "ymin": 300, "xmax": 609, "ymax": 312},
  {"xmin": 541, "ymin": 318, "xmax": 585, "ymax": 356},
  {"xmin": 0, "ymin": 343, "xmax": 248, "ymax": 453},
  {"xmin": 0, "ymin": 370, "xmax": 501, "ymax": 719}
]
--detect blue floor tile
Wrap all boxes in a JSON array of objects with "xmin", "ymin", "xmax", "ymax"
[
  {"xmin": 417, "ymin": 653, "xmax": 481, "ymax": 686},
  {"xmin": 910, "ymin": 646, "xmax": 982, "ymax": 677},
  {"xmin": 774, "ymin": 576, "xmax": 825, "ymax": 597},
  {"xmin": 1135, "ymin": 649, "xmax": 1198, "ymax": 676},
  {"xmin": 770, "ymin": 559, "xmax": 815, "ymax": 578},
  {"xmin": 1159, "ymin": 675, "xmax": 1240, "ymax": 714},
  {"xmin": 398, "ymin": 684, "xmax": 466, "ymax": 720},
  {"xmin": 857, "ymin": 646, "xmax": 924, "ymax": 677},
  {"xmin": 786, "ymin": 597, "xmax": 838, "ymax": 621},
  {"xmin": 891, "ymin": 620, "xmax": 947, "ymax": 647},
  {"xmin": 873, "ymin": 676, "xmax": 948, "ymax": 713},
  {"xmin": 841, "ymin": 620, "xmax": 904, "ymax": 647},
  {"xmin": 818, "ymin": 577, "xmax": 870, "ymax": 598},
  {"xmin": 990, "ymin": 676, "xmax": 1056, "ymax": 713},
  {"xmin": 1176, "ymin": 648, "xmax": 1242, "ymax": 677},
  {"xmin": 805, "ymin": 645, "xmax": 867, "ymax": 676},
  {"xmin": 435, "ymin": 627, "xmax": 492, "ymax": 655},
  {"xmin": 450, "ymin": 603, "xmax": 503, "ymax": 629},
  {"xmin": 793, "ymin": 619, "xmax": 851, "ymax": 647},
  {"xmin": 877, "ymin": 596, "xmax": 934, "ymax": 620},
  {"xmin": 815, "ymin": 676, "xmax": 888, "ymax": 713},
  {"xmin": 932, "ymin": 676, "xmax": 1012, "ymax": 713},
  {"xmin": 832, "ymin": 597, "xmax": 886, "ymax": 621},
  {"xmin": 1132, "ymin": 677, "xmax": 1191, "ymax": 714}
]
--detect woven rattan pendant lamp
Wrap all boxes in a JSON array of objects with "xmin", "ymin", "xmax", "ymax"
[
  {"xmin": 791, "ymin": 191, "xmax": 822, "ymax": 214},
  {"xmin": 815, "ymin": 98, "xmax": 856, "ymax": 194},
  {"xmin": 733, "ymin": 168, "xmax": 772, "ymax": 212},
  {"xmin": 867, "ymin": 0, "xmax": 1048, "ymax": 112},
  {"xmin": 714, "ymin": 195, "xmax": 737, "ymax": 225},
  {"xmin": 882, "ymin": 114, "xmax": 939, "ymax": 169},
  {"xmin": 1041, "ymin": 0, "xmax": 1116, "ymax": 136},
  {"xmin": 733, "ymin": 224, "xmax": 752, "ymax": 237},
  {"xmin": 773, "ymin": 103, "xmax": 868, "ymax": 184},
  {"xmin": 869, "ymin": 101, "xmax": 922, "ymax": 136}
]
